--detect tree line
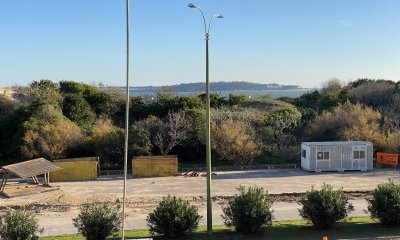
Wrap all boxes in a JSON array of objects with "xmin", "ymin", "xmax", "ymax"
[{"xmin": 0, "ymin": 78, "xmax": 399, "ymax": 168}]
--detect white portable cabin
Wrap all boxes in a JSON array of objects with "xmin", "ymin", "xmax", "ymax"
[{"xmin": 301, "ymin": 141, "xmax": 373, "ymax": 172}]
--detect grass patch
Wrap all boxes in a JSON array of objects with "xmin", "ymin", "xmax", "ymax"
[
  {"xmin": 40, "ymin": 217, "xmax": 400, "ymax": 240},
  {"xmin": 41, "ymin": 234, "xmax": 84, "ymax": 240},
  {"xmin": 40, "ymin": 229, "xmax": 151, "ymax": 240}
]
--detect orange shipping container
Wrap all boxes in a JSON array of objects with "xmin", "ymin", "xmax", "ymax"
[{"xmin": 376, "ymin": 152, "xmax": 398, "ymax": 166}]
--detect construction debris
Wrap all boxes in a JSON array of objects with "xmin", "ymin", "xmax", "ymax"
[
  {"xmin": 181, "ymin": 171, "xmax": 205, "ymax": 177},
  {"xmin": 181, "ymin": 171, "xmax": 218, "ymax": 177}
]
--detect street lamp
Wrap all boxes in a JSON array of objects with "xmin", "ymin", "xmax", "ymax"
[
  {"xmin": 187, "ymin": 2, "xmax": 223, "ymax": 235},
  {"xmin": 122, "ymin": 0, "xmax": 130, "ymax": 239}
]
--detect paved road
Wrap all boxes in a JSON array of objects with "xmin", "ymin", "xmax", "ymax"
[{"xmin": 37, "ymin": 199, "xmax": 369, "ymax": 236}]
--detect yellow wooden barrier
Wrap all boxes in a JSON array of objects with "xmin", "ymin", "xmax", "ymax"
[
  {"xmin": 132, "ymin": 155, "xmax": 178, "ymax": 177},
  {"xmin": 49, "ymin": 157, "xmax": 99, "ymax": 182}
]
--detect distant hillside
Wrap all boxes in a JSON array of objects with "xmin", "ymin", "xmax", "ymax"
[{"xmin": 131, "ymin": 81, "xmax": 301, "ymax": 92}]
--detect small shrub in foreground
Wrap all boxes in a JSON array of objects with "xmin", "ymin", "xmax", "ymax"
[
  {"xmin": 222, "ymin": 186, "xmax": 273, "ymax": 234},
  {"xmin": 147, "ymin": 195, "xmax": 201, "ymax": 238},
  {"xmin": 73, "ymin": 202, "xmax": 121, "ymax": 240},
  {"xmin": 368, "ymin": 180, "xmax": 400, "ymax": 227},
  {"xmin": 0, "ymin": 207, "xmax": 39, "ymax": 240},
  {"xmin": 298, "ymin": 183, "xmax": 354, "ymax": 229}
]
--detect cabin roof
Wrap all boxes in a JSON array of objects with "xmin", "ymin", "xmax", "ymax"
[
  {"xmin": 2, "ymin": 158, "xmax": 61, "ymax": 179},
  {"xmin": 301, "ymin": 141, "xmax": 372, "ymax": 146}
]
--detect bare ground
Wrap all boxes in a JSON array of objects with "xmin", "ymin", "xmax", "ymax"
[{"xmin": 1, "ymin": 168, "xmax": 396, "ymax": 214}]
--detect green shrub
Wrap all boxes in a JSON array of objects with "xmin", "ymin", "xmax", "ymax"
[
  {"xmin": 147, "ymin": 195, "xmax": 201, "ymax": 238},
  {"xmin": 73, "ymin": 202, "xmax": 121, "ymax": 240},
  {"xmin": 298, "ymin": 183, "xmax": 354, "ymax": 229},
  {"xmin": 0, "ymin": 208, "xmax": 39, "ymax": 240},
  {"xmin": 368, "ymin": 180, "xmax": 400, "ymax": 227},
  {"xmin": 222, "ymin": 186, "xmax": 273, "ymax": 234}
]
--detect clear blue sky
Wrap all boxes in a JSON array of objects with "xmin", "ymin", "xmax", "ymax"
[{"xmin": 1, "ymin": 0, "xmax": 400, "ymax": 88}]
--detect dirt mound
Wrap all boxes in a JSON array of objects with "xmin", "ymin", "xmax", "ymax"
[{"xmin": 40, "ymin": 189, "xmax": 82, "ymax": 206}]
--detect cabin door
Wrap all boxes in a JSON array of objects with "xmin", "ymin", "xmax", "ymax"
[
  {"xmin": 315, "ymin": 146, "xmax": 331, "ymax": 171},
  {"xmin": 351, "ymin": 145, "xmax": 367, "ymax": 170},
  {"xmin": 340, "ymin": 145, "xmax": 352, "ymax": 171}
]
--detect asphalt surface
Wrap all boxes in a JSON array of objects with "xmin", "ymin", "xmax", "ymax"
[{"xmin": 37, "ymin": 199, "xmax": 369, "ymax": 236}]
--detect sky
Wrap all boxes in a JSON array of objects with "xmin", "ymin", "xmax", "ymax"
[{"xmin": 1, "ymin": 0, "xmax": 400, "ymax": 88}]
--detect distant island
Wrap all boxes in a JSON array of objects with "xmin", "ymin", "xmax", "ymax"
[{"xmin": 129, "ymin": 81, "xmax": 302, "ymax": 93}]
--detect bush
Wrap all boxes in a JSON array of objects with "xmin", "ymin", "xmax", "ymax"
[
  {"xmin": 20, "ymin": 103, "xmax": 83, "ymax": 160},
  {"xmin": 62, "ymin": 93, "xmax": 96, "ymax": 131},
  {"xmin": 0, "ymin": 95, "xmax": 18, "ymax": 121},
  {"xmin": 212, "ymin": 120, "xmax": 261, "ymax": 165},
  {"xmin": 268, "ymin": 144, "xmax": 300, "ymax": 163},
  {"xmin": 73, "ymin": 202, "xmax": 121, "ymax": 240},
  {"xmin": 222, "ymin": 186, "xmax": 273, "ymax": 234},
  {"xmin": 298, "ymin": 183, "xmax": 354, "ymax": 229},
  {"xmin": 367, "ymin": 180, "xmax": 400, "ymax": 227},
  {"xmin": 147, "ymin": 195, "xmax": 201, "ymax": 238},
  {"xmin": 0, "ymin": 208, "xmax": 39, "ymax": 240},
  {"xmin": 85, "ymin": 117, "xmax": 123, "ymax": 162}
]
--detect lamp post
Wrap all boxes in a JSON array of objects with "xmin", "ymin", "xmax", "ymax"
[
  {"xmin": 122, "ymin": 0, "xmax": 130, "ymax": 239},
  {"xmin": 187, "ymin": 3, "xmax": 223, "ymax": 235}
]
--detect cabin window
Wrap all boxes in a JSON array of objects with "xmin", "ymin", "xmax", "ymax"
[
  {"xmin": 317, "ymin": 151, "xmax": 329, "ymax": 160},
  {"xmin": 354, "ymin": 150, "xmax": 365, "ymax": 159},
  {"xmin": 302, "ymin": 149, "xmax": 306, "ymax": 158}
]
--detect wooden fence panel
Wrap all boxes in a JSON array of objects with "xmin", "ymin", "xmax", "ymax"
[
  {"xmin": 49, "ymin": 157, "xmax": 99, "ymax": 182},
  {"xmin": 132, "ymin": 155, "xmax": 178, "ymax": 177}
]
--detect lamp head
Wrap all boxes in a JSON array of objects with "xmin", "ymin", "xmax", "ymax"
[{"xmin": 187, "ymin": 3, "xmax": 198, "ymax": 8}]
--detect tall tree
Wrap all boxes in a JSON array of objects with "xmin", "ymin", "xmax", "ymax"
[{"xmin": 139, "ymin": 111, "xmax": 190, "ymax": 155}]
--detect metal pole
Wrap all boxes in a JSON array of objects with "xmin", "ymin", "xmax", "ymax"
[
  {"xmin": 122, "ymin": 0, "xmax": 130, "ymax": 239},
  {"xmin": 205, "ymin": 32, "xmax": 212, "ymax": 234},
  {"xmin": 188, "ymin": 4, "xmax": 223, "ymax": 235}
]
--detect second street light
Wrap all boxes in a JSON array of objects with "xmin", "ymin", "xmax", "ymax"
[{"xmin": 188, "ymin": 2, "xmax": 224, "ymax": 235}]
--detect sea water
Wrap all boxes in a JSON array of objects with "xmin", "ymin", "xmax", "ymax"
[{"xmin": 129, "ymin": 89, "xmax": 314, "ymax": 99}]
